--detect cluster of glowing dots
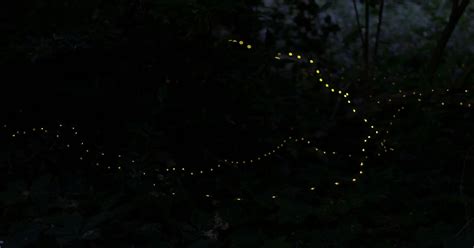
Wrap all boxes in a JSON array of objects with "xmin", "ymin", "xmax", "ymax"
[
  {"xmin": 223, "ymin": 39, "xmax": 390, "ymax": 197},
  {"xmin": 2, "ymin": 40, "xmax": 390, "ymax": 202},
  {"xmin": 218, "ymin": 136, "xmax": 355, "ymax": 167},
  {"xmin": 369, "ymin": 83, "xmax": 472, "ymax": 154},
  {"xmin": 372, "ymin": 88, "xmax": 472, "ymax": 135},
  {"xmin": 3, "ymin": 123, "xmax": 139, "ymax": 171},
  {"xmin": 374, "ymin": 88, "xmax": 472, "ymax": 109},
  {"xmin": 3, "ymin": 122, "xmax": 336, "ymax": 201}
]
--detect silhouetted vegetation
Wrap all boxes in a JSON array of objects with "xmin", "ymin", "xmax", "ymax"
[{"xmin": 1, "ymin": 1, "xmax": 473, "ymax": 247}]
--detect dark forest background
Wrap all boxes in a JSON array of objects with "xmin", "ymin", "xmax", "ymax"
[{"xmin": 0, "ymin": 0, "xmax": 473, "ymax": 247}]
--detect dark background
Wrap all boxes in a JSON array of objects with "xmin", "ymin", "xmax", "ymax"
[{"xmin": 0, "ymin": 0, "xmax": 473, "ymax": 247}]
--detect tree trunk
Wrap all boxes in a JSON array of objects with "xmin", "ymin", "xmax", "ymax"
[
  {"xmin": 352, "ymin": 0, "xmax": 365, "ymax": 49},
  {"xmin": 429, "ymin": 0, "xmax": 471, "ymax": 80},
  {"xmin": 374, "ymin": 0, "xmax": 385, "ymax": 65},
  {"xmin": 364, "ymin": 0, "xmax": 370, "ymax": 83}
]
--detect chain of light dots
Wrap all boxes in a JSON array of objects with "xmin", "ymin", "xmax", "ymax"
[
  {"xmin": 369, "ymin": 82, "xmax": 472, "ymax": 127},
  {"xmin": 2, "ymin": 39, "xmax": 389, "ymax": 202},
  {"xmin": 367, "ymin": 77, "xmax": 473, "ymax": 155}
]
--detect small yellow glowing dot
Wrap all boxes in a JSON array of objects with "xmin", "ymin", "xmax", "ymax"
[
  {"xmin": 289, "ymin": 52, "xmax": 293, "ymax": 56},
  {"xmin": 338, "ymin": 90, "xmax": 342, "ymax": 94},
  {"xmin": 319, "ymin": 78, "xmax": 323, "ymax": 82},
  {"xmin": 236, "ymin": 198, "xmax": 241, "ymax": 201},
  {"xmin": 274, "ymin": 56, "xmax": 281, "ymax": 60},
  {"xmin": 335, "ymin": 182, "xmax": 339, "ymax": 185},
  {"xmin": 310, "ymin": 187, "xmax": 315, "ymax": 191},
  {"xmin": 12, "ymin": 134, "xmax": 15, "ymax": 137},
  {"xmin": 239, "ymin": 41, "xmax": 244, "ymax": 45},
  {"xmin": 360, "ymin": 171, "xmax": 363, "ymax": 174},
  {"xmin": 352, "ymin": 109, "xmax": 356, "ymax": 113},
  {"xmin": 309, "ymin": 59, "xmax": 314, "ymax": 63},
  {"xmin": 360, "ymin": 162, "xmax": 364, "ymax": 166},
  {"xmin": 247, "ymin": 44, "xmax": 252, "ymax": 49},
  {"xmin": 331, "ymin": 88, "xmax": 335, "ymax": 92},
  {"xmin": 347, "ymin": 100, "xmax": 351, "ymax": 104},
  {"xmin": 352, "ymin": 178, "xmax": 357, "ymax": 182},
  {"xmin": 316, "ymin": 69, "xmax": 320, "ymax": 74},
  {"xmin": 272, "ymin": 195, "xmax": 277, "ymax": 199},
  {"xmin": 297, "ymin": 55, "xmax": 301, "ymax": 59},
  {"xmin": 325, "ymin": 84, "xmax": 329, "ymax": 88}
]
